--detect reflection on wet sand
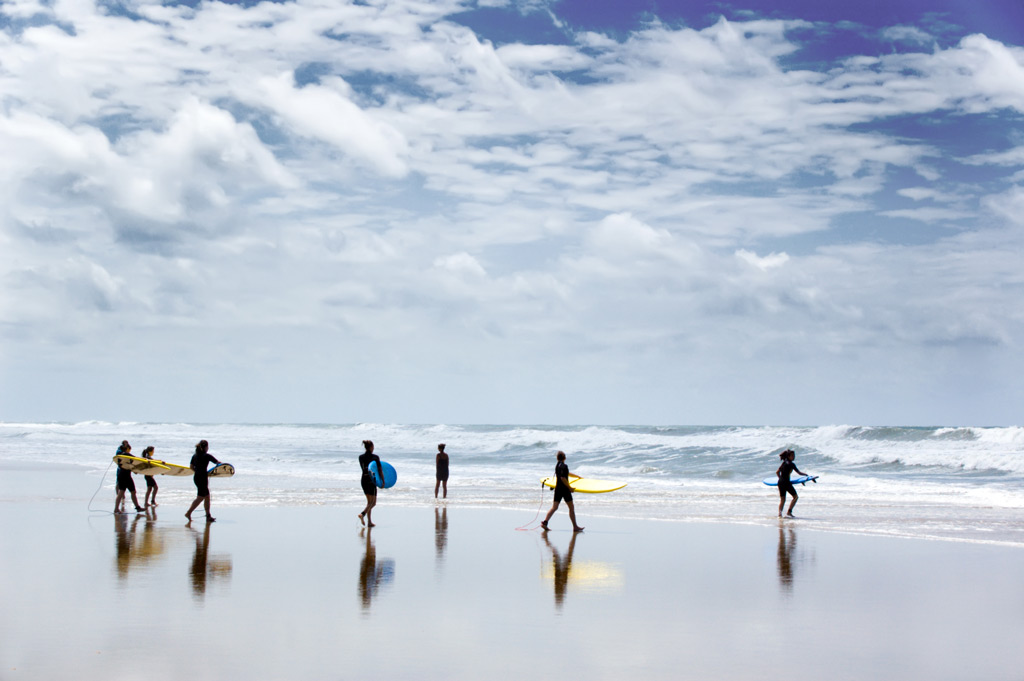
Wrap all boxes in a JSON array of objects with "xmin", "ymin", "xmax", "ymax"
[
  {"xmin": 358, "ymin": 527, "xmax": 395, "ymax": 613},
  {"xmin": 113, "ymin": 509, "xmax": 165, "ymax": 579},
  {"xmin": 776, "ymin": 522, "xmax": 813, "ymax": 594},
  {"xmin": 434, "ymin": 506, "xmax": 448, "ymax": 570},
  {"xmin": 188, "ymin": 522, "xmax": 233, "ymax": 600},
  {"xmin": 541, "ymin": 533, "xmax": 623, "ymax": 610}
]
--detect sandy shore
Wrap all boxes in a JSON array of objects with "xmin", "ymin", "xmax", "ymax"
[{"xmin": 1, "ymin": 464, "xmax": 1023, "ymax": 680}]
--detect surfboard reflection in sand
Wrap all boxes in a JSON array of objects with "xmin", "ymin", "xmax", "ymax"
[
  {"xmin": 540, "ymin": 533, "xmax": 624, "ymax": 609},
  {"xmin": 189, "ymin": 523, "xmax": 233, "ymax": 601},
  {"xmin": 358, "ymin": 527, "xmax": 395, "ymax": 613}
]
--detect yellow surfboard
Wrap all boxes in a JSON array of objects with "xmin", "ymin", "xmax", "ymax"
[
  {"xmin": 150, "ymin": 459, "xmax": 193, "ymax": 477},
  {"xmin": 540, "ymin": 476, "xmax": 627, "ymax": 493},
  {"xmin": 113, "ymin": 455, "xmax": 171, "ymax": 476}
]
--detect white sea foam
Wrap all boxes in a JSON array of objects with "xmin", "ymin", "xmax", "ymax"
[{"xmin": 3, "ymin": 421, "xmax": 1022, "ymax": 544}]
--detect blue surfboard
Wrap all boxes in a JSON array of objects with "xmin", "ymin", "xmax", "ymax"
[
  {"xmin": 763, "ymin": 474, "xmax": 817, "ymax": 486},
  {"xmin": 368, "ymin": 460, "xmax": 397, "ymax": 489}
]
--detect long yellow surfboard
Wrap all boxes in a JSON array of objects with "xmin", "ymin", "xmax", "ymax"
[
  {"xmin": 540, "ymin": 476, "xmax": 627, "ymax": 493},
  {"xmin": 113, "ymin": 455, "xmax": 171, "ymax": 476},
  {"xmin": 150, "ymin": 459, "xmax": 193, "ymax": 477}
]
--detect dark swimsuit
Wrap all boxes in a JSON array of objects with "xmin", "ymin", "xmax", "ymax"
[
  {"xmin": 553, "ymin": 461, "xmax": 573, "ymax": 504},
  {"xmin": 191, "ymin": 452, "xmax": 219, "ymax": 497},
  {"xmin": 436, "ymin": 454, "xmax": 449, "ymax": 482},
  {"xmin": 116, "ymin": 465, "xmax": 136, "ymax": 492},
  {"xmin": 359, "ymin": 452, "xmax": 379, "ymax": 496},
  {"xmin": 778, "ymin": 460, "xmax": 802, "ymax": 498}
]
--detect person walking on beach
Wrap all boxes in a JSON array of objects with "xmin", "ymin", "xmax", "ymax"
[
  {"xmin": 435, "ymin": 443, "xmax": 449, "ymax": 499},
  {"xmin": 185, "ymin": 440, "xmax": 220, "ymax": 523},
  {"xmin": 541, "ymin": 451, "xmax": 584, "ymax": 532},
  {"xmin": 776, "ymin": 449, "xmax": 808, "ymax": 518},
  {"xmin": 114, "ymin": 441, "xmax": 145, "ymax": 514},
  {"xmin": 141, "ymin": 446, "xmax": 159, "ymax": 507},
  {"xmin": 358, "ymin": 440, "xmax": 382, "ymax": 527}
]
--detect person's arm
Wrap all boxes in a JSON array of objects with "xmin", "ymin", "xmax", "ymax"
[
  {"xmin": 776, "ymin": 464, "xmax": 783, "ymax": 478},
  {"xmin": 793, "ymin": 465, "xmax": 806, "ymax": 477}
]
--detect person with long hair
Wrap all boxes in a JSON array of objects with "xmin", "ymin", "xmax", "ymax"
[
  {"xmin": 358, "ymin": 440, "xmax": 382, "ymax": 527},
  {"xmin": 141, "ymin": 446, "xmax": 159, "ymax": 507},
  {"xmin": 776, "ymin": 449, "xmax": 808, "ymax": 518},
  {"xmin": 185, "ymin": 440, "xmax": 220, "ymax": 523}
]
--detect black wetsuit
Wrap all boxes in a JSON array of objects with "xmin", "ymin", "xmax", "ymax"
[
  {"xmin": 116, "ymin": 465, "xmax": 136, "ymax": 492},
  {"xmin": 436, "ymin": 453, "xmax": 449, "ymax": 482},
  {"xmin": 553, "ymin": 461, "xmax": 573, "ymax": 504},
  {"xmin": 191, "ymin": 451, "xmax": 220, "ymax": 497},
  {"xmin": 359, "ymin": 452, "xmax": 381, "ymax": 496},
  {"xmin": 777, "ymin": 460, "xmax": 804, "ymax": 498}
]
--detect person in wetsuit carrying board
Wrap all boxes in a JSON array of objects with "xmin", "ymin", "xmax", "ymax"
[
  {"xmin": 186, "ymin": 439, "xmax": 220, "ymax": 523},
  {"xmin": 776, "ymin": 449, "xmax": 808, "ymax": 518},
  {"xmin": 541, "ymin": 451, "xmax": 584, "ymax": 532},
  {"xmin": 358, "ymin": 440, "xmax": 382, "ymax": 527}
]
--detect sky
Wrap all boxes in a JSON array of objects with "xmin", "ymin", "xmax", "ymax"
[{"xmin": 2, "ymin": 0, "xmax": 1023, "ymax": 426}]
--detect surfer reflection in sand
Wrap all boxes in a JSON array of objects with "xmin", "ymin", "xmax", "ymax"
[
  {"xmin": 358, "ymin": 527, "xmax": 395, "ymax": 613},
  {"xmin": 434, "ymin": 506, "xmax": 448, "ymax": 570},
  {"xmin": 189, "ymin": 522, "xmax": 233, "ymax": 600},
  {"xmin": 113, "ymin": 507, "xmax": 162, "ymax": 580},
  {"xmin": 542, "ymin": 531, "xmax": 579, "ymax": 609},
  {"xmin": 776, "ymin": 523, "xmax": 814, "ymax": 595}
]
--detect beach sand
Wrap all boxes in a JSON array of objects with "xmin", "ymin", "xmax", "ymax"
[{"xmin": 1, "ymin": 464, "xmax": 1023, "ymax": 680}]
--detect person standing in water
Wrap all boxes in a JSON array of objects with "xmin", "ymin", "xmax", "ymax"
[
  {"xmin": 141, "ymin": 446, "xmax": 159, "ymax": 508},
  {"xmin": 358, "ymin": 440, "xmax": 382, "ymax": 527},
  {"xmin": 185, "ymin": 440, "xmax": 220, "ymax": 523},
  {"xmin": 776, "ymin": 449, "xmax": 808, "ymax": 518},
  {"xmin": 541, "ymin": 451, "xmax": 584, "ymax": 532},
  {"xmin": 435, "ymin": 443, "xmax": 449, "ymax": 499},
  {"xmin": 114, "ymin": 441, "xmax": 145, "ymax": 514}
]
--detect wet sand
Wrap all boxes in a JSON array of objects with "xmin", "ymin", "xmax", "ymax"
[{"xmin": 2, "ymin": 464, "xmax": 1023, "ymax": 680}]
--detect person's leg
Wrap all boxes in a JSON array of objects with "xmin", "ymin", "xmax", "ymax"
[
  {"xmin": 566, "ymin": 501, "xmax": 583, "ymax": 532},
  {"xmin": 203, "ymin": 494, "xmax": 215, "ymax": 521},
  {"xmin": 151, "ymin": 480, "xmax": 158, "ymax": 506},
  {"xmin": 115, "ymin": 488, "xmax": 125, "ymax": 512},
  {"xmin": 541, "ymin": 501, "xmax": 559, "ymax": 529},
  {"xmin": 787, "ymin": 490, "xmax": 798, "ymax": 516},
  {"xmin": 130, "ymin": 489, "xmax": 143, "ymax": 511},
  {"xmin": 185, "ymin": 496, "xmax": 203, "ymax": 521},
  {"xmin": 434, "ymin": 479, "xmax": 440, "ymax": 499},
  {"xmin": 442, "ymin": 479, "xmax": 447, "ymax": 499},
  {"xmin": 778, "ymin": 490, "xmax": 786, "ymax": 517}
]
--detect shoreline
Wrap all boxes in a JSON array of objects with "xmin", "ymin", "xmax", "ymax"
[{"xmin": 9, "ymin": 460, "xmax": 1023, "ymax": 549}]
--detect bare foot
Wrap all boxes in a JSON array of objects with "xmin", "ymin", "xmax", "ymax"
[
  {"xmin": 540, "ymin": 521, "xmax": 549, "ymax": 530},
  {"xmin": 206, "ymin": 516, "xmax": 216, "ymax": 522},
  {"xmin": 573, "ymin": 526, "xmax": 585, "ymax": 532},
  {"xmin": 358, "ymin": 513, "xmax": 365, "ymax": 526},
  {"xmin": 367, "ymin": 522, "xmax": 376, "ymax": 528},
  {"xmin": 185, "ymin": 512, "xmax": 192, "ymax": 521}
]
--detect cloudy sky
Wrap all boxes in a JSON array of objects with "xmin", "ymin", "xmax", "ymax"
[{"xmin": 2, "ymin": 0, "xmax": 1023, "ymax": 426}]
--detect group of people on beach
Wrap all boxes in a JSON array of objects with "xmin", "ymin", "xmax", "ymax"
[
  {"xmin": 116, "ymin": 438, "xmax": 810, "ymax": 528},
  {"xmin": 356, "ymin": 440, "xmax": 586, "ymax": 531},
  {"xmin": 114, "ymin": 440, "xmax": 221, "ymax": 523}
]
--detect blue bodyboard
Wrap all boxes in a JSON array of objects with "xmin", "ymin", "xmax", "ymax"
[
  {"xmin": 763, "ymin": 474, "xmax": 817, "ymax": 486},
  {"xmin": 369, "ymin": 460, "xmax": 397, "ymax": 489}
]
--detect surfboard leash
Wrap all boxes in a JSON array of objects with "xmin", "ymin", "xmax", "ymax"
[
  {"xmin": 514, "ymin": 481, "xmax": 549, "ymax": 531},
  {"xmin": 87, "ymin": 459, "xmax": 116, "ymax": 514}
]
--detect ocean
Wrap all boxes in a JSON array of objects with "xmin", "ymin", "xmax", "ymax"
[{"xmin": 2, "ymin": 421, "xmax": 1022, "ymax": 545}]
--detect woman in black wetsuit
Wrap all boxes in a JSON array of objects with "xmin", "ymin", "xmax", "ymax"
[
  {"xmin": 186, "ymin": 439, "xmax": 220, "ymax": 523},
  {"xmin": 358, "ymin": 440, "xmax": 382, "ymax": 527},
  {"xmin": 541, "ymin": 451, "xmax": 584, "ymax": 532},
  {"xmin": 776, "ymin": 449, "xmax": 807, "ymax": 518},
  {"xmin": 434, "ymin": 443, "xmax": 449, "ymax": 499}
]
